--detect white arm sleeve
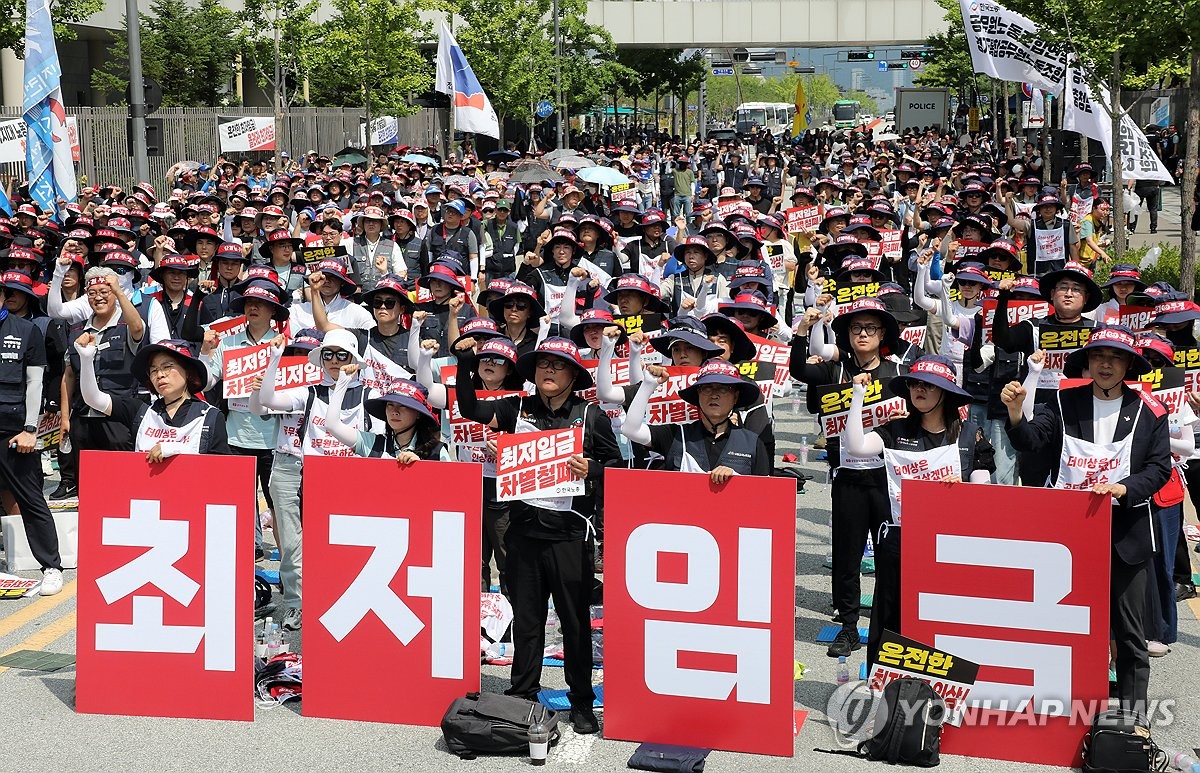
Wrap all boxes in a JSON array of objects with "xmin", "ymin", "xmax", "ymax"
[
  {"xmin": 619, "ymin": 376, "xmax": 656, "ymax": 446},
  {"xmin": 595, "ymin": 335, "xmax": 624, "ymax": 405},
  {"xmin": 417, "ymin": 344, "xmax": 448, "ymax": 409},
  {"xmin": 322, "ymin": 373, "xmax": 361, "ymax": 451},
  {"xmin": 559, "ymin": 274, "xmax": 583, "ymax": 330},
  {"xmin": 1020, "ymin": 359, "xmax": 1043, "ymax": 420},
  {"xmin": 843, "ymin": 382, "xmax": 884, "ymax": 456},
  {"xmin": 76, "ymin": 346, "xmax": 114, "ymax": 416}
]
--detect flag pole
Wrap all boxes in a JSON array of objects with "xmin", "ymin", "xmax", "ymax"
[
  {"xmin": 448, "ymin": 15, "xmax": 457, "ymax": 161},
  {"xmin": 126, "ymin": 0, "xmax": 150, "ymax": 183}
]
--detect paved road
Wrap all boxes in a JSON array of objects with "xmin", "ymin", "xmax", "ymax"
[{"xmin": 2, "ymin": 402, "xmax": 1199, "ymax": 771}]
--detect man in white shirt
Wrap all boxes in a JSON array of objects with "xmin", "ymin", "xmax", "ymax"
[{"xmin": 289, "ymin": 259, "xmax": 374, "ymax": 332}]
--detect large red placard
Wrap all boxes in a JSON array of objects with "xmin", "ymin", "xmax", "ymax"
[
  {"xmin": 603, "ymin": 468, "xmax": 797, "ymax": 756},
  {"xmin": 302, "ymin": 457, "xmax": 483, "ymax": 725},
  {"xmin": 901, "ymin": 480, "xmax": 1111, "ymax": 767},
  {"xmin": 76, "ymin": 451, "xmax": 256, "ymax": 720}
]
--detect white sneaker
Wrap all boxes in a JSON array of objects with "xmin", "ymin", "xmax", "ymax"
[
  {"xmin": 281, "ymin": 606, "xmax": 302, "ymax": 631},
  {"xmin": 1147, "ymin": 640, "xmax": 1170, "ymax": 657},
  {"xmin": 40, "ymin": 568, "xmax": 64, "ymax": 596}
]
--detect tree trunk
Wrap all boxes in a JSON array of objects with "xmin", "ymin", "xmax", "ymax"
[
  {"xmin": 1182, "ymin": 47, "xmax": 1200, "ymax": 296},
  {"xmin": 1111, "ymin": 50, "xmax": 1126, "ymax": 256},
  {"xmin": 679, "ymin": 91, "xmax": 687, "ymax": 140}
]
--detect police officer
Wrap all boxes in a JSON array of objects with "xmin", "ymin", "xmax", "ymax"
[
  {"xmin": 0, "ymin": 271, "xmax": 64, "ymax": 595},
  {"xmin": 454, "ymin": 337, "xmax": 622, "ymax": 736}
]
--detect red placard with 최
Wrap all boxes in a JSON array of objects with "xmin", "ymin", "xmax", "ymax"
[
  {"xmin": 785, "ymin": 205, "xmax": 820, "ymax": 233},
  {"xmin": 979, "ymin": 298, "xmax": 1051, "ymax": 344},
  {"xmin": 1114, "ymin": 304, "xmax": 1154, "ymax": 332},
  {"xmin": 302, "ymin": 456, "xmax": 483, "ymax": 725},
  {"xmin": 496, "ymin": 427, "xmax": 584, "ymax": 502},
  {"xmin": 716, "ymin": 200, "xmax": 742, "ymax": 220},
  {"xmin": 76, "ymin": 451, "xmax": 257, "ymax": 720},
  {"xmin": 208, "ymin": 314, "xmax": 248, "ymax": 337},
  {"xmin": 603, "ymin": 468, "xmax": 797, "ymax": 756},
  {"xmin": 901, "ymin": 480, "xmax": 1111, "ymax": 767},
  {"xmin": 221, "ymin": 343, "xmax": 272, "ymax": 399},
  {"xmin": 956, "ymin": 239, "xmax": 989, "ymax": 259},
  {"xmin": 275, "ymin": 355, "xmax": 324, "ymax": 390}
]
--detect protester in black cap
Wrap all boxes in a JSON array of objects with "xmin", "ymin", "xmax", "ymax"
[
  {"xmin": 257, "ymin": 229, "xmax": 308, "ymax": 297},
  {"xmin": 49, "ymin": 248, "xmax": 170, "ymax": 344},
  {"xmin": 482, "ymin": 199, "xmax": 521, "ymax": 285},
  {"xmin": 486, "ymin": 282, "xmax": 546, "ymax": 357},
  {"xmin": 792, "ymin": 297, "xmax": 907, "ymax": 657},
  {"xmin": 415, "ymin": 258, "xmax": 478, "ymax": 357},
  {"xmin": 1004, "ymin": 326, "xmax": 1171, "ymax": 719},
  {"xmin": 75, "ymin": 335, "xmax": 229, "ymax": 458},
  {"xmin": 844, "ymin": 354, "xmax": 994, "ymax": 664},
  {"xmin": 1095, "ymin": 264, "xmax": 1147, "ymax": 324},
  {"xmin": 519, "ymin": 228, "xmax": 584, "ymax": 319},
  {"xmin": 622, "ymin": 208, "xmax": 675, "ymax": 276},
  {"xmin": 354, "ymin": 274, "xmax": 414, "ymax": 370},
  {"xmin": 1026, "ymin": 194, "xmax": 1078, "ymax": 274},
  {"xmin": 660, "ymin": 236, "xmax": 728, "ymax": 317},
  {"xmin": 0, "ymin": 269, "xmax": 63, "ymax": 595},
  {"xmin": 294, "ymin": 259, "xmax": 374, "ymax": 332},
  {"xmin": 454, "ymin": 337, "xmax": 621, "ymax": 735},
  {"xmin": 147, "ymin": 254, "xmax": 198, "ymax": 339},
  {"xmin": 621, "ymin": 358, "xmax": 771, "ymax": 479}
]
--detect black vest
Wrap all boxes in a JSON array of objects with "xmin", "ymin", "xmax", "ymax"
[
  {"xmin": 665, "ymin": 421, "xmax": 759, "ymax": 475},
  {"xmin": 67, "ymin": 317, "xmax": 139, "ymax": 411},
  {"xmin": 427, "ymin": 223, "xmax": 472, "ymax": 264},
  {"xmin": 484, "ymin": 220, "xmax": 521, "ymax": 278}
]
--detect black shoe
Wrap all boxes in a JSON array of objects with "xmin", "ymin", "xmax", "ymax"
[
  {"xmin": 49, "ymin": 483, "xmax": 77, "ymax": 501},
  {"xmin": 255, "ymin": 546, "xmax": 265, "ymax": 562},
  {"xmin": 570, "ymin": 707, "xmax": 599, "ymax": 734},
  {"xmin": 1150, "ymin": 227, "xmax": 1158, "ymax": 233},
  {"xmin": 827, "ymin": 627, "xmax": 862, "ymax": 658},
  {"xmin": 1175, "ymin": 582, "xmax": 1197, "ymax": 601}
]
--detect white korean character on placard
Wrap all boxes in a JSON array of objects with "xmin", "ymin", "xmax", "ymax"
[
  {"xmin": 319, "ymin": 511, "xmax": 465, "ymax": 679},
  {"xmin": 94, "ymin": 499, "xmax": 236, "ymax": 671},
  {"xmin": 627, "ymin": 524, "xmax": 772, "ymax": 704}
]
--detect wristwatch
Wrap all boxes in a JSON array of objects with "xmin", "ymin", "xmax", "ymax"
[{"xmin": 23, "ymin": 425, "xmax": 37, "ymax": 434}]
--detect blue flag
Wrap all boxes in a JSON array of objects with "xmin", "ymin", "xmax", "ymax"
[
  {"xmin": 0, "ymin": 186, "xmax": 10, "ymax": 217},
  {"xmin": 23, "ymin": 0, "xmax": 77, "ymax": 218}
]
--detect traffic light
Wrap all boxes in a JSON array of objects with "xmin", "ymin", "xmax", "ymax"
[
  {"xmin": 847, "ymin": 51, "xmax": 875, "ymax": 61},
  {"xmin": 887, "ymin": 62, "xmax": 909, "ymax": 70}
]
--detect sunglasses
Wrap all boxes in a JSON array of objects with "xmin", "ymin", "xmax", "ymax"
[
  {"xmin": 503, "ymin": 300, "xmax": 530, "ymax": 310},
  {"xmin": 107, "ymin": 264, "xmax": 132, "ymax": 275},
  {"xmin": 479, "ymin": 355, "xmax": 509, "ymax": 366},
  {"xmin": 535, "ymin": 357, "xmax": 570, "ymax": 372},
  {"xmin": 321, "ymin": 349, "xmax": 352, "ymax": 363},
  {"xmin": 370, "ymin": 297, "xmax": 400, "ymax": 310}
]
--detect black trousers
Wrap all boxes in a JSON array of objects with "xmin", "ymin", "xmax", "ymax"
[
  {"xmin": 481, "ymin": 478, "xmax": 510, "ymax": 594},
  {"xmin": 866, "ymin": 526, "xmax": 901, "ymax": 666},
  {"xmin": 1111, "ymin": 556, "xmax": 1150, "ymax": 715},
  {"xmin": 72, "ymin": 414, "xmax": 133, "ymax": 453},
  {"xmin": 504, "ymin": 532, "xmax": 595, "ymax": 710},
  {"xmin": 830, "ymin": 467, "xmax": 889, "ymax": 629},
  {"xmin": 230, "ymin": 445, "xmax": 274, "ymax": 510},
  {"xmin": 0, "ymin": 440, "xmax": 60, "ymax": 570}
]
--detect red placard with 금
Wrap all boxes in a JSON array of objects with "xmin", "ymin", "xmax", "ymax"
[
  {"xmin": 979, "ymin": 298, "xmax": 1051, "ymax": 344},
  {"xmin": 496, "ymin": 427, "xmax": 583, "ymax": 502},
  {"xmin": 222, "ymin": 343, "xmax": 272, "ymax": 399},
  {"xmin": 302, "ymin": 457, "xmax": 483, "ymax": 725},
  {"xmin": 902, "ymin": 481, "xmax": 1111, "ymax": 767},
  {"xmin": 785, "ymin": 205, "xmax": 820, "ymax": 233},
  {"xmin": 76, "ymin": 451, "xmax": 257, "ymax": 720},
  {"xmin": 603, "ymin": 468, "xmax": 797, "ymax": 756}
]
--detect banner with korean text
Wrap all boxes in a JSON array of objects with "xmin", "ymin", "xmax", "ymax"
[
  {"xmin": 603, "ymin": 468, "xmax": 797, "ymax": 756},
  {"xmin": 902, "ymin": 481, "xmax": 1111, "ymax": 767},
  {"xmin": 77, "ymin": 451, "xmax": 257, "ymax": 720},
  {"xmin": 303, "ymin": 457, "xmax": 483, "ymax": 725}
]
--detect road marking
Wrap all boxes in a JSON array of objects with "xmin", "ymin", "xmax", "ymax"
[
  {"xmin": 0, "ymin": 580, "xmax": 77, "ymax": 640},
  {"xmin": 0, "ymin": 610, "xmax": 76, "ymax": 674}
]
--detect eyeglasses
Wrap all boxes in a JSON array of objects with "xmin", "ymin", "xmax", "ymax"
[
  {"xmin": 503, "ymin": 300, "xmax": 530, "ymax": 310},
  {"xmin": 321, "ymin": 349, "xmax": 352, "ymax": 363},
  {"xmin": 1054, "ymin": 283, "xmax": 1085, "ymax": 295},
  {"xmin": 535, "ymin": 357, "xmax": 570, "ymax": 372},
  {"xmin": 370, "ymin": 297, "xmax": 399, "ymax": 310},
  {"xmin": 148, "ymin": 363, "xmax": 180, "ymax": 377},
  {"xmin": 480, "ymin": 356, "xmax": 509, "ymax": 366},
  {"xmin": 849, "ymin": 323, "xmax": 881, "ymax": 336}
]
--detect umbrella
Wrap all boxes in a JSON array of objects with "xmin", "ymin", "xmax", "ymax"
[
  {"xmin": 872, "ymin": 132, "xmax": 901, "ymax": 143},
  {"xmin": 510, "ymin": 160, "xmax": 563, "ymax": 185},
  {"xmin": 332, "ymin": 152, "xmax": 368, "ymax": 166},
  {"xmin": 442, "ymin": 174, "xmax": 475, "ymax": 189},
  {"xmin": 487, "ymin": 150, "xmax": 520, "ymax": 161},
  {"xmin": 577, "ymin": 166, "xmax": 630, "ymax": 187},
  {"xmin": 549, "ymin": 155, "xmax": 595, "ymax": 170},
  {"xmin": 401, "ymin": 153, "xmax": 439, "ymax": 166},
  {"xmin": 485, "ymin": 171, "xmax": 511, "ymax": 184},
  {"xmin": 543, "ymin": 148, "xmax": 578, "ymax": 162},
  {"xmin": 178, "ymin": 160, "xmax": 203, "ymax": 171}
]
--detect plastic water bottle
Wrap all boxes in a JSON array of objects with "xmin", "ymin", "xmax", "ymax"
[
  {"xmin": 485, "ymin": 641, "xmax": 511, "ymax": 660},
  {"xmin": 545, "ymin": 607, "xmax": 562, "ymax": 645},
  {"xmin": 798, "ymin": 435, "xmax": 811, "ymax": 463},
  {"xmin": 528, "ymin": 716, "xmax": 551, "ymax": 766},
  {"xmin": 266, "ymin": 621, "xmax": 282, "ymax": 658},
  {"xmin": 860, "ymin": 662, "xmax": 869, "ymax": 681},
  {"xmin": 1162, "ymin": 748, "xmax": 1200, "ymax": 773},
  {"xmin": 836, "ymin": 656, "xmax": 850, "ymax": 684}
]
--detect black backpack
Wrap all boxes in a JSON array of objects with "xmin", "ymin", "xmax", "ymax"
[
  {"xmin": 860, "ymin": 677, "xmax": 944, "ymax": 766},
  {"xmin": 1081, "ymin": 709, "xmax": 1153, "ymax": 773},
  {"xmin": 440, "ymin": 692, "xmax": 561, "ymax": 760}
]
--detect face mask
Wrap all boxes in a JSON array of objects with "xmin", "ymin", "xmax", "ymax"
[{"xmin": 117, "ymin": 271, "xmax": 135, "ymax": 296}]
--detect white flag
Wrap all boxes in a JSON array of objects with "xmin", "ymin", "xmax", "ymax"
[
  {"xmin": 435, "ymin": 22, "xmax": 500, "ymax": 139},
  {"xmin": 958, "ymin": 0, "xmax": 1067, "ymax": 95}
]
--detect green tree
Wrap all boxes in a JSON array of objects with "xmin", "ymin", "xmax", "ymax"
[
  {"xmin": 238, "ymin": 0, "xmax": 323, "ymax": 110},
  {"xmin": 306, "ymin": 0, "xmax": 432, "ymax": 115},
  {"xmin": 454, "ymin": 0, "xmax": 555, "ymax": 142},
  {"xmin": 92, "ymin": 0, "xmax": 242, "ymax": 107},
  {"xmin": 0, "ymin": 0, "xmax": 104, "ymax": 57}
]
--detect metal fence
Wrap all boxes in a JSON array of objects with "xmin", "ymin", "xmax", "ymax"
[{"xmin": 0, "ymin": 106, "xmax": 449, "ymax": 188}]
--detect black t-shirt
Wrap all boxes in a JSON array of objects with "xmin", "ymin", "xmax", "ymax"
[
  {"xmin": 108, "ymin": 395, "xmax": 231, "ymax": 455},
  {"xmin": 874, "ymin": 422, "xmax": 995, "ymax": 475}
]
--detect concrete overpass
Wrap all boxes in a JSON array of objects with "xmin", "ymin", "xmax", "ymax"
[{"xmin": 586, "ymin": 0, "xmax": 947, "ymax": 47}]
